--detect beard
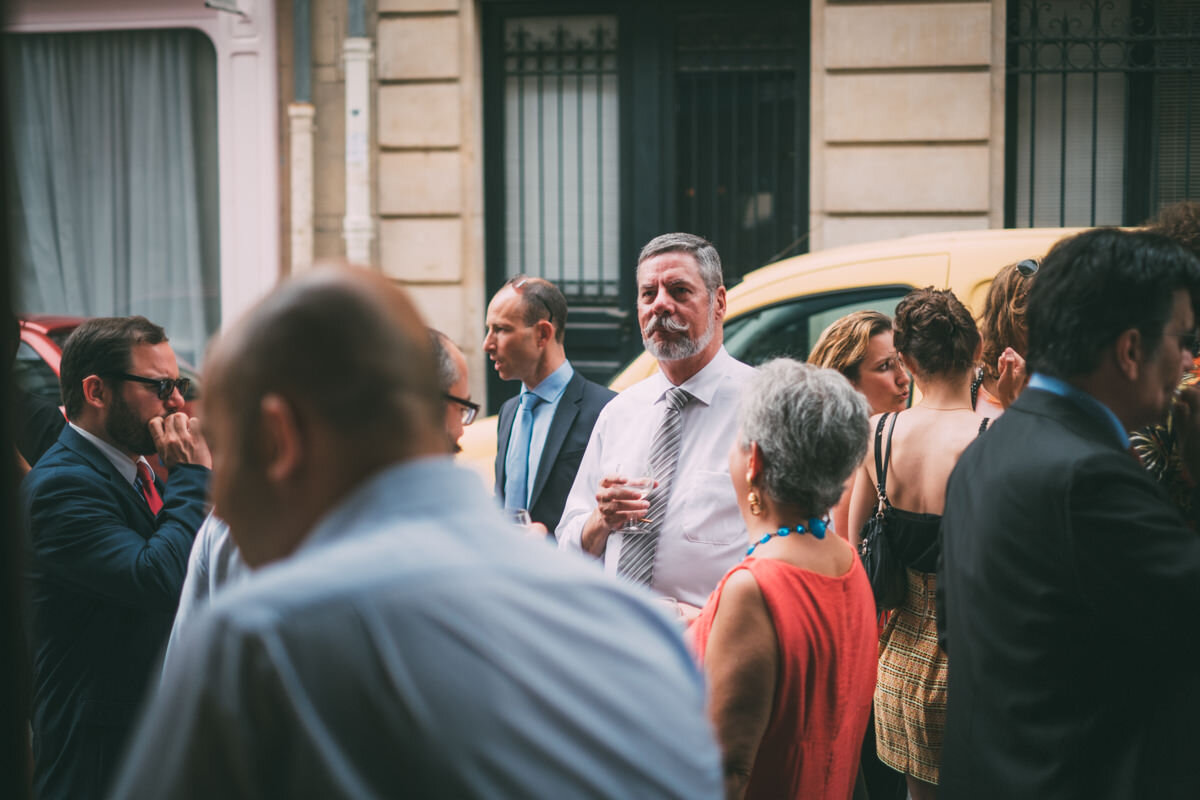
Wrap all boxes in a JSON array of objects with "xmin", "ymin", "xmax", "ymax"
[
  {"xmin": 642, "ymin": 302, "xmax": 716, "ymax": 361},
  {"xmin": 105, "ymin": 390, "xmax": 158, "ymax": 456}
]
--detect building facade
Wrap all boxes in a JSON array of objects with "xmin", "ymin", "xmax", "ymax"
[{"xmin": 7, "ymin": 0, "xmax": 1198, "ymax": 408}]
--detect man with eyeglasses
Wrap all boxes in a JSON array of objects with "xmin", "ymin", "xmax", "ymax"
[
  {"xmin": 21, "ymin": 315, "xmax": 210, "ymax": 800},
  {"xmin": 431, "ymin": 328, "xmax": 478, "ymax": 454},
  {"xmin": 485, "ymin": 276, "xmax": 614, "ymax": 536}
]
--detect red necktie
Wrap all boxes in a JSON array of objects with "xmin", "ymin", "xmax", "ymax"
[{"xmin": 136, "ymin": 461, "xmax": 164, "ymax": 515}]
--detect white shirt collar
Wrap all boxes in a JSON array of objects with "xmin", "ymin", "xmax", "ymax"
[
  {"xmin": 69, "ymin": 421, "xmax": 152, "ymax": 487},
  {"xmin": 647, "ymin": 346, "xmax": 737, "ymax": 408}
]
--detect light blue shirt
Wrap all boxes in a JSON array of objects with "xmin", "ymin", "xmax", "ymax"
[
  {"xmin": 1028, "ymin": 372, "xmax": 1130, "ymax": 447},
  {"xmin": 113, "ymin": 457, "xmax": 722, "ymax": 799},
  {"xmin": 514, "ymin": 359, "xmax": 574, "ymax": 506}
]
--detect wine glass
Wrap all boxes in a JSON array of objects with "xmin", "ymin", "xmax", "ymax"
[
  {"xmin": 615, "ymin": 462, "xmax": 655, "ymax": 534},
  {"xmin": 505, "ymin": 508, "xmax": 532, "ymax": 527}
]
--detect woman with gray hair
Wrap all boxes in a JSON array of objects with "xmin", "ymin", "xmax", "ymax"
[{"xmin": 691, "ymin": 358, "xmax": 879, "ymax": 799}]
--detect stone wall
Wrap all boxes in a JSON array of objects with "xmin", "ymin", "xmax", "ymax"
[
  {"xmin": 377, "ymin": 0, "xmax": 485, "ymax": 398},
  {"xmin": 809, "ymin": 0, "xmax": 1005, "ymax": 250}
]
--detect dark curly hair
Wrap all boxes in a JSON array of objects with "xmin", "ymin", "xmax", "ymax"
[
  {"xmin": 1027, "ymin": 228, "xmax": 1200, "ymax": 379},
  {"xmin": 1147, "ymin": 200, "xmax": 1200, "ymax": 259},
  {"xmin": 893, "ymin": 287, "xmax": 979, "ymax": 377},
  {"xmin": 979, "ymin": 263, "xmax": 1033, "ymax": 382}
]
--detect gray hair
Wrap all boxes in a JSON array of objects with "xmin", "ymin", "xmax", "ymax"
[
  {"xmin": 737, "ymin": 359, "xmax": 870, "ymax": 516},
  {"xmin": 637, "ymin": 232, "xmax": 724, "ymax": 295},
  {"xmin": 428, "ymin": 329, "xmax": 460, "ymax": 393}
]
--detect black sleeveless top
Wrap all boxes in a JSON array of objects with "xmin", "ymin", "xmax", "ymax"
[{"xmin": 873, "ymin": 412, "xmax": 988, "ymax": 574}]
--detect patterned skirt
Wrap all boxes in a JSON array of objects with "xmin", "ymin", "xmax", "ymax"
[{"xmin": 874, "ymin": 568, "xmax": 947, "ymax": 785}]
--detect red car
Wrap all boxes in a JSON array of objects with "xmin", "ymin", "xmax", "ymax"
[{"xmin": 15, "ymin": 314, "xmax": 203, "ymax": 479}]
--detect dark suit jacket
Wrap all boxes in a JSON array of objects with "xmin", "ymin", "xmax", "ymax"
[
  {"xmin": 495, "ymin": 371, "xmax": 614, "ymax": 535},
  {"xmin": 23, "ymin": 425, "xmax": 210, "ymax": 800},
  {"xmin": 938, "ymin": 388, "xmax": 1200, "ymax": 799},
  {"xmin": 13, "ymin": 385, "xmax": 66, "ymax": 467}
]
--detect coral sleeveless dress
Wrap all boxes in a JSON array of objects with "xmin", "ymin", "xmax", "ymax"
[{"xmin": 692, "ymin": 554, "xmax": 878, "ymax": 800}]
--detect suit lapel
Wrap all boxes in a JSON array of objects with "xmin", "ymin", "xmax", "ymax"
[
  {"xmin": 495, "ymin": 398, "xmax": 518, "ymax": 500},
  {"xmin": 59, "ymin": 426, "xmax": 157, "ymax": 527},
  {"xmin": 529, "ymin": 373, "xmax": 583, "ymax": 508}
]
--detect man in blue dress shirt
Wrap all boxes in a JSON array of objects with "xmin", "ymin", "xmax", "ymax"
[
  {"xmin": 485, "ymin": 276, "xmax": 614, "ymax": 535},
  {"xmin": 111, "ymin": 267, "xmax": 721, "ymax": 799}
]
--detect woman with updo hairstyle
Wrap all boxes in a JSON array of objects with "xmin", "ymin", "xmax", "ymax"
[
  {"xmin": 692, "ymin": 359, "xmax": 879, "ymax": 799},
  {"xmin": 846, "ymin": 287, "xmax": 988, "ymax": 800},
  {"xmin": 975, "ymin": 260, "xmax": 1036, "ymax": 417},
  {"xmin": 809, "ymin": 310, "xmax": 911, "ymax": 542}
]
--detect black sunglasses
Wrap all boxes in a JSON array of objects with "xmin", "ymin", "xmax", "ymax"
[
  {"xmin": 106, "ymin": 372, "xmax": 191, "ymax": 401},
  {"xmin": 1016, "ymin": 258, "xmax": 1040, "ymax": 277},
  {"xmin": 444, "ymin": 392, "xmax": 480, "ymax": 425}
]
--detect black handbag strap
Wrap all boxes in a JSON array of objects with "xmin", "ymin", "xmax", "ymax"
[{"xmin": 873, "ymin": 412, "xmax": 898, "ymax": 514}]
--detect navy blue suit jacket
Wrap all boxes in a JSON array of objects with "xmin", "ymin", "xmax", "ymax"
[
  {"xmin": 495, "ymin": 371, "xmax": 614, "ymax": 535},
  {"xmin": 938, "ymin": 388, "xmax": 1200, "ymax": 799},
  {"xmin": 23, "ymin": 425, "xmax": 210, "ymax": 800}
]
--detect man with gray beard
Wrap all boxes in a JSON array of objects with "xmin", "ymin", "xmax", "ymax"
[{"xmin": 557, "ymin": 233, "xmax": 754, "ymax": 609}]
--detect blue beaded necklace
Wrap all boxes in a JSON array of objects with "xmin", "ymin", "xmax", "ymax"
[{"xmin": 745, "ymin": 517, "xmax": 828, "ymax": 556}]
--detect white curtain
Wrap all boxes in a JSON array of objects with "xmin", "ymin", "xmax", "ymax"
[{"xmin": 5, "ymin": 29, "xmax": 220, "ymax": 363}]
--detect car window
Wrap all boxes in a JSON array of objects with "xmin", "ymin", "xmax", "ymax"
[
  {"xmin": 14, "ymin": 341, "xmax": 62, "ymax": 405},
  {"xmin": 723, "ymin": 286, "xmax": 911, "ymax": 366}
]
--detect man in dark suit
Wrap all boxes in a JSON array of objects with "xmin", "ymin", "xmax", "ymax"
[
  {"xmin": 938, "ymin": 228, "xmax": 1200, "ymax": 799},
  {"xmin": 485, "ymin": 276, "xmax": 614, "ymax": 536},
  {"xmin": 22, "ymin": 316, "xmax": 210, "ymax": 800}
]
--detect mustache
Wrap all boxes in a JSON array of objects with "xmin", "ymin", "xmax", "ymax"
[{"xmin": 643, "ymin": 314, "xmax": 690, "ymax": 337}]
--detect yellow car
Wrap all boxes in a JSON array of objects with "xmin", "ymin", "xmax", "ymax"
[{"xmin": 460, "ymin": 227, "xmax": 1082, "ymax": 486}]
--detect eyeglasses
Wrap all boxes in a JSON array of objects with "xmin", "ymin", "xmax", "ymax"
[
  {"xmin": 1016, "ymin": 258, "xmax": 1040, "ymax": 277},
  {"xmin": 106, "ymin": 372, "xmax": 191, "ymax": 401},
  {"xmin": 444, "ymin": 392, "xmax": 480, "ymax": 425},
  {"xmin": 512, "ymin": 277, "xmax": 555, "ymax": 328}
]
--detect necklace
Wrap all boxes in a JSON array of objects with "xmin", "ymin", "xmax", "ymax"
[{"xmin": 746, "ymin": 517, "xmax": 828, "ymax": 556}]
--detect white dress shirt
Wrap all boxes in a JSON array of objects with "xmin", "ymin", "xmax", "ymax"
[
  {"xmin": 556, "ymin": 347, "xmax": 754, "ymax": 607},
  {"xmin": 67, "ymin": 421, "xmax": 150, "ymax": 488}
]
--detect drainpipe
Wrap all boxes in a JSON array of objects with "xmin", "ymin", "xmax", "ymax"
[
  {"xmin": 343, "ymin": 0, "xmax": 374, "ymax": 264},
  {"xmin": 289, "ymin": 0, "xmax": 315, "ymax": 271}
]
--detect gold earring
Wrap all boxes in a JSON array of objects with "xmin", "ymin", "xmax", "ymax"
[{"xmin": 748, "ymin": 490, "xmax": 763, "ymax": 516}]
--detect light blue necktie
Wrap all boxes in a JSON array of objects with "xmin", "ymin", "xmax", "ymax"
[{"xmin": 504, "ymin": 392, "xmax": 543, "ymax": 509}]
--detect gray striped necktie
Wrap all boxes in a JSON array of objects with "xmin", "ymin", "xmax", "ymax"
[{"xmin": 617, "ymin": 387, "xmax": 692, "ymax": 586}]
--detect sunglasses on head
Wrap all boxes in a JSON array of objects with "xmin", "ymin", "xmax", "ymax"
[
  {"xmin": 106, "ymin": 372, "xmax": 191, "ymax": 401},
  {"xmin": 1016, "ymin": 258, "xmax": 1040, "ymax": 277}
]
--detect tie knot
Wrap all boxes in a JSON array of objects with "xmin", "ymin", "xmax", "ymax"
[
  {"xmin": 135, "ymin": 460, "xmax": 155, "ymax": 484},
  {"xmin": 664, "ymin": 387, "xmax": 692, "ymax": 412},
  {"xmin": 520, "ymin": 392, "xmax": 543, "ymax": 411}
]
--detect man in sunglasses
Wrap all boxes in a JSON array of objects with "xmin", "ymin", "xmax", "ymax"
[{"xmin": 21, "ymin": 315, "xmax": 211, "ymax": 800}]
